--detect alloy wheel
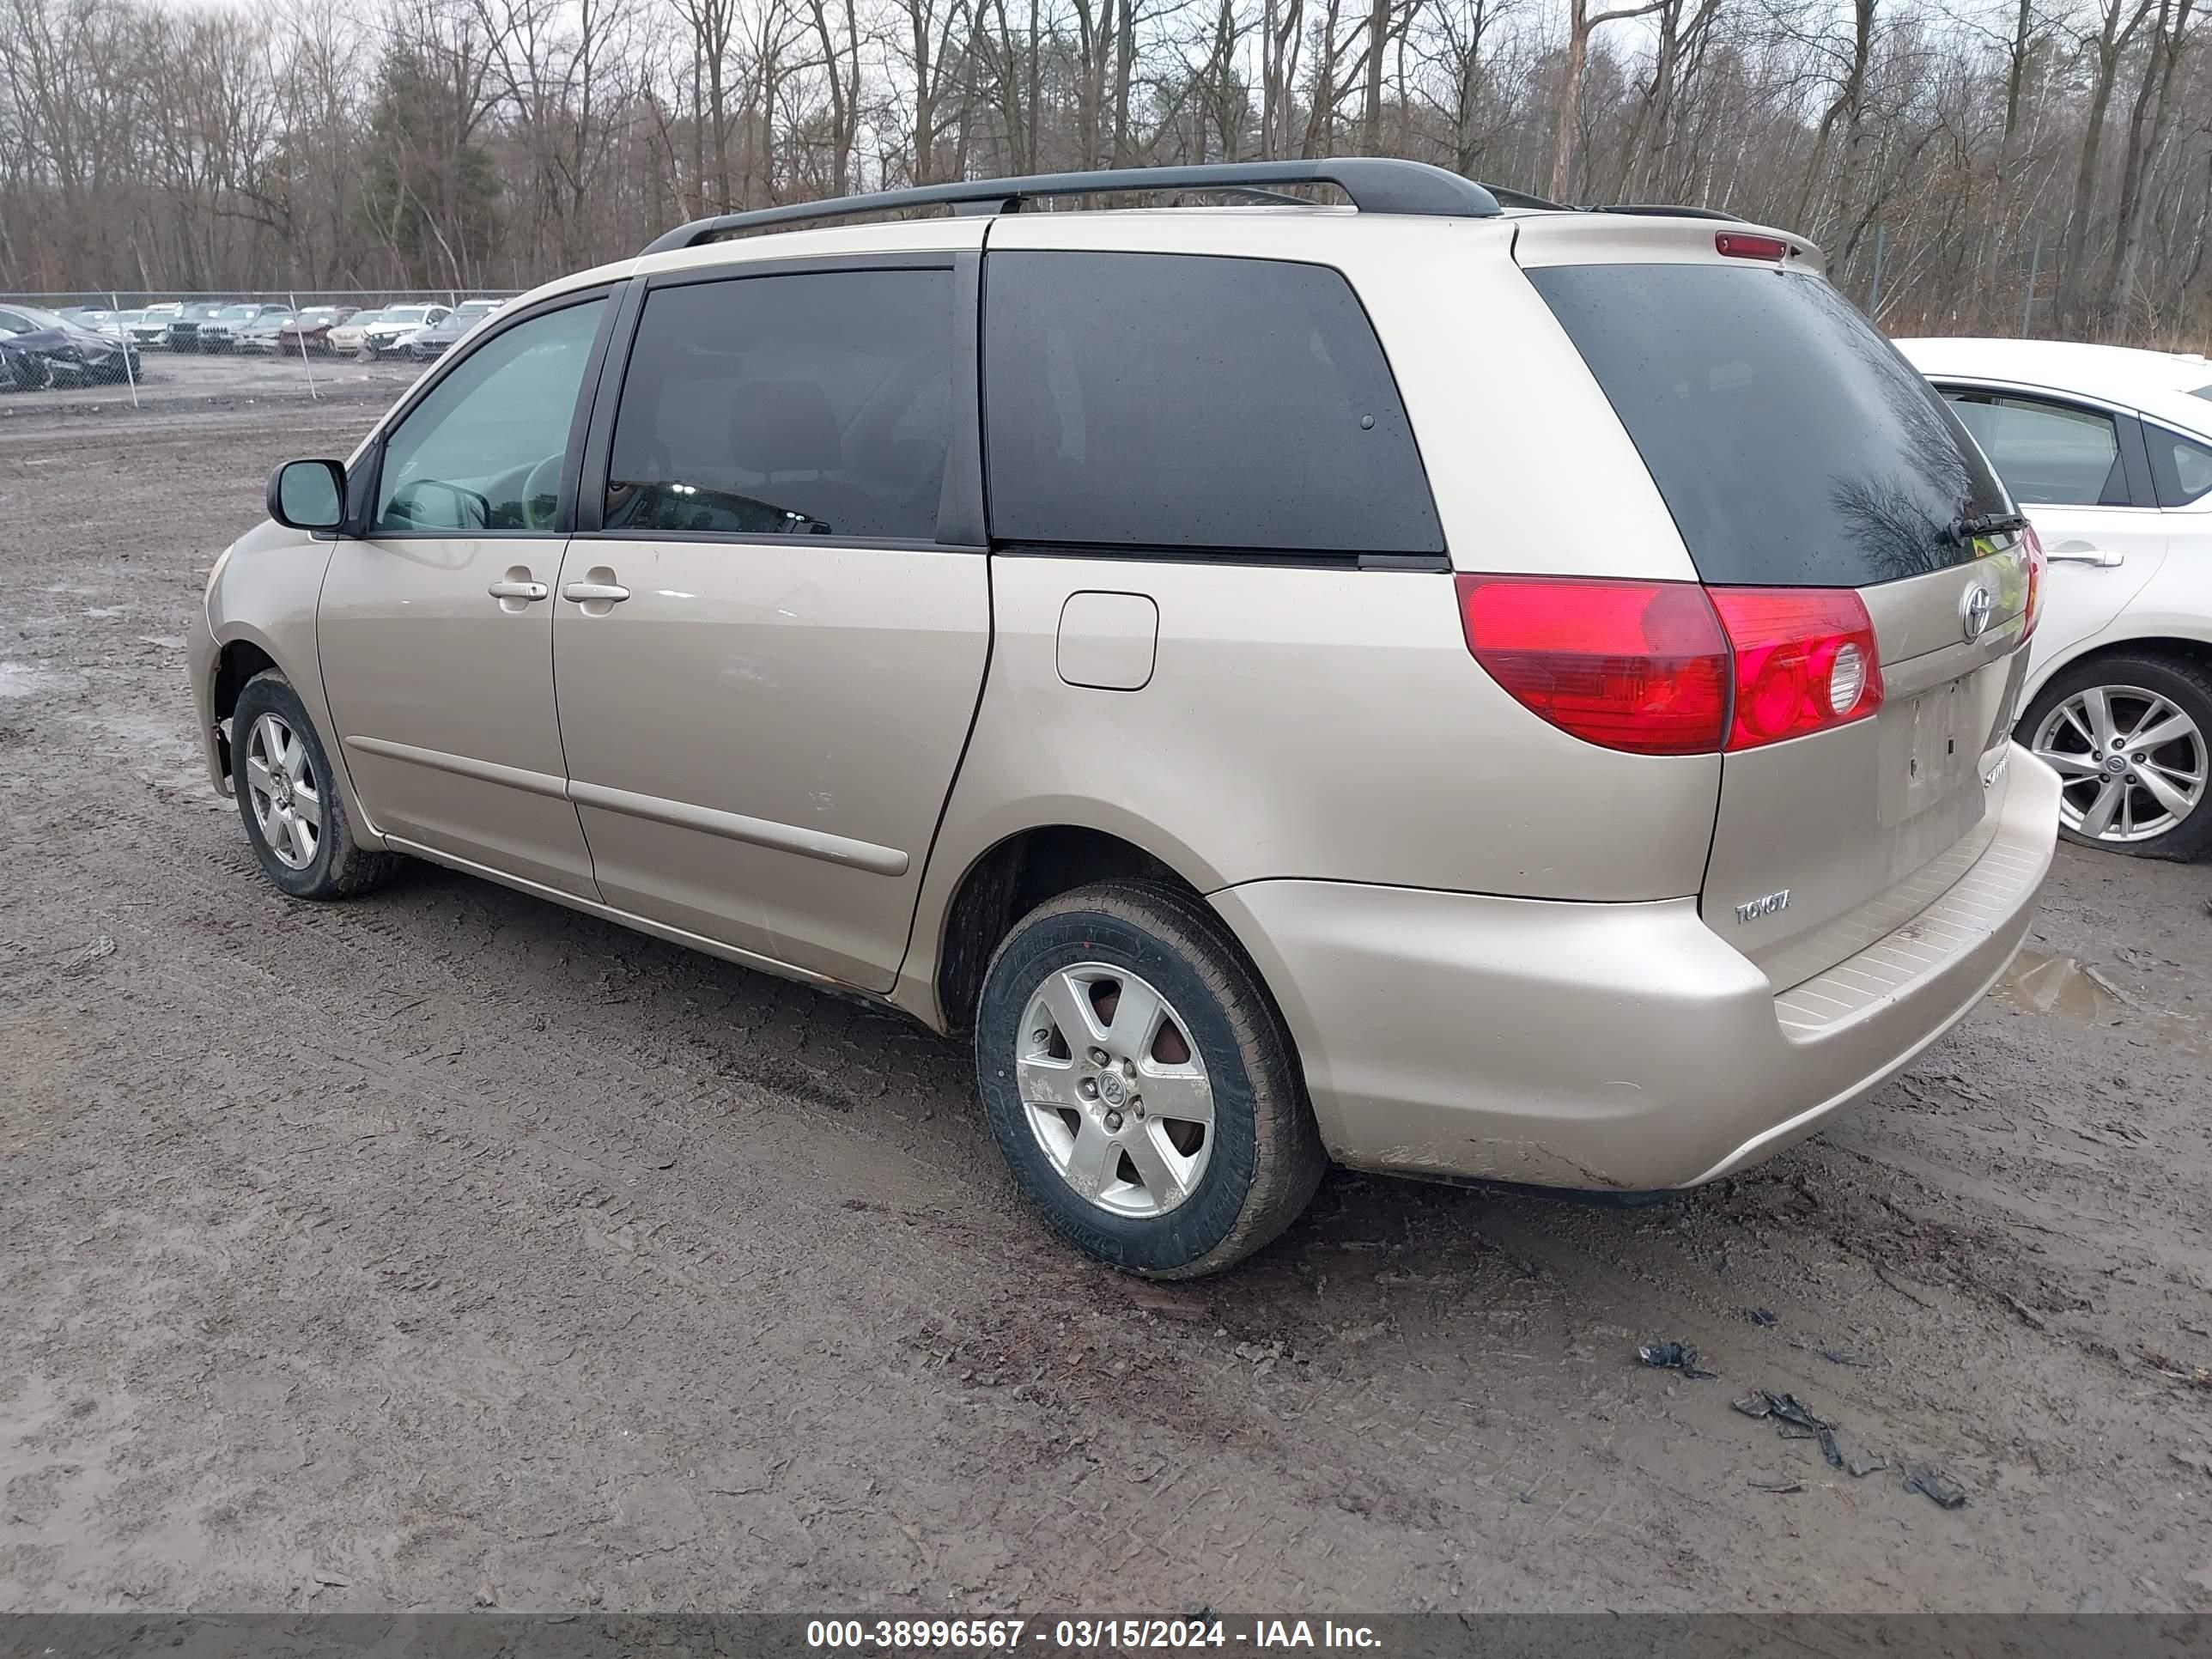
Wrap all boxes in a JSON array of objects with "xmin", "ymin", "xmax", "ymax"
[
  {"xmin": 244, "ymin": 712, "xmax": 324, "ymax": 870},
  {"xmin": 2031, "ymin": 684, "xmax": 2206, "ymax": 844},
  {"xmin": 1015, "ymin": 963, "xmax": 1215, "ymax": 1218}
]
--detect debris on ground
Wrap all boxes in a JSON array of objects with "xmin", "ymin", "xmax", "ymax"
[
  {"xmin": 58, "ymin": 934, "xmax": 114, "ymax": 975},
  {"xmin": 1820, "ymin": 1346, "xmax": 1867, "ymax": 1367},
  {"xmin": 1747, "ymin": 1475, "xmax": 1804, "ymax": 1494},
  {"xmin": 1731, "ymin": 1389, "xmax": 1829, "ymax": 1430},
  {"xmin": 1847, "ymin": 1451, "xmax": 1888, "ymax": 1479},
  {"xmin": 1637, "ymin": 1340, "xmax": 1716, "ymax": 1378},
  {"xmin": 1818, "ymin": 1427, "xmax": 1844, "ymax": 1468},
  {"xmin": 1904, "ymin": 1465, "xmax": 1969, "ymax": 1510},
  {"xmin": 1746, "ymin": 1308, "xmax": 1778, "ymax": 1327},
  {"xmin": 2140, "ymin": 1347, "xmax": 2212, "ymax": 1389}
]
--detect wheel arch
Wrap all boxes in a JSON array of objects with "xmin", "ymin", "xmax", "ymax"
[
  {"xmin": 902, "ymin": 819, "xmax": 1221, "ymax": 1039},
  {"xmin": 204, "ymin": 619, "xmax": 383, "ymax": 848},
  {"xmin": 2024, "ymin": 627, "xmax": 2212, "ymax": 711}
]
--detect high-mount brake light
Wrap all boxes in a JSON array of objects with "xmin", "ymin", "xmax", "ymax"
[
  {"xmin": 1456, "ymin": 576, "xmax": 1885, "ymax": 756},
  {"xmin": 1716, "ymin": 232, "xmax": 1790, "ymax": 261}
]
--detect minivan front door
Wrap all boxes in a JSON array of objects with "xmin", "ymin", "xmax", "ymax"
[
  {"xmin": 550, "ymin": 262, "xmax": 988, "ymax": 990},
  {"xmin": 319, "ymin": 295, "xmax": 610, "ymax": 896}
]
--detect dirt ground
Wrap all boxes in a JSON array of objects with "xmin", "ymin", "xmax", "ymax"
[{"xmin": 3, "ymin": 384, "xmax": 2210, "ymax": 1617}]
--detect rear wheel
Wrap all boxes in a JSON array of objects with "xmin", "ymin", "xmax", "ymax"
[
  {"xmin": 2022, "ymin": 653, "xmax": 2212, "ymax": 860},
  {"xmin": 974, "ymin": 879, "xmax": 1326, "ymax": 1278}
]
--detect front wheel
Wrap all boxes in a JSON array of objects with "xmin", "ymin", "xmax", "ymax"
[
  {"xmin": 2021, "ymin": 653, "xmax": 2212, "ymax": 860},
  {"xmin": 974, "ymin": 879, "xmax": 1326, "ymax": 1278},
  {"xmin": 230, "ymin": 671, "xmax": 403, "ymax": 898}
]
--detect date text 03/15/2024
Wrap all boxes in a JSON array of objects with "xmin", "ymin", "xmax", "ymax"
[{"xmin": 805, "ymin": 1620, "xmax": 1384, "ymax": 1650}]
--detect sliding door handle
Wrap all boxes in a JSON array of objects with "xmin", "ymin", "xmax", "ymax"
[
  {"xmin": 487, "ymin": 579, "xmax": 548, "ymax": 600},
  {"xmin": 561, "ymin": 580, "xmax": 630, "ymax": 603}
]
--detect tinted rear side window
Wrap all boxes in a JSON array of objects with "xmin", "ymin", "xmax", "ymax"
[
  {"xmin": 1528, "ymin": 264, "xmax": 2008, "ymax": 586},
  {"xmin": 1941, "ymin": 392, "xmax": 2128, "ymax": 507},
  {"xmin": 607, "ymin": 269, "xmax": 952, "ymax": 541},
  {"xmin": 2146, "ymin": 423, "xmax": 2212, "ymax": 507},
  {"xmin": 983, "ymin": 251, "xmax": 1441, "ymax": 554}
]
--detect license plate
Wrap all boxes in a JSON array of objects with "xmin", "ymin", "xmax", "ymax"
[{"xmin": 1880, "ymin": 676, "xmax": 1977, "ymax": 825}]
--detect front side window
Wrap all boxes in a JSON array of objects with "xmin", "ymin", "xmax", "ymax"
[
  {"xmin": 983, "ymin": 251, "xmax": 1441, "ymax": 554},
  {"xmin": 1942, "ymin": 391, "xmax": 2127, "ymax": 507},
  {"xmin": 374, "ymin": 297, "xmax": 605, "ymax": 534},
  {"xmin": 2144, "ymin": 423, "xmax": 2212, "ymax": 507},
  {"xmin": 605, "ymin": 269, "xmax": 952, "ymax": 541}
]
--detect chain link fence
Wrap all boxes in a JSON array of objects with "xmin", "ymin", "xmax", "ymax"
[{"xmin": 0, "ymin": 288, "xmax": 526, "ymax": 413}]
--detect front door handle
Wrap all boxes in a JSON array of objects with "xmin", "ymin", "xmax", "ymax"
[
  {"xmin": 562, "ymin": 567, "xmax": 630, "ymax": 617},
  {"xmin": 487, "ymin": 579, "xmax": 549, "ymax": 599},
  {"xmin": 2046, "ymin": 543, "xmax": 2124, "ymax": 568}
]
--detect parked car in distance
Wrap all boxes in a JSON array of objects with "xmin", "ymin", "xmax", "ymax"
[
  {"xmin": 276, "ymin": 307, "xmax": 360, "ymax": 355},
  {"xmin": 325, "ymin": 309, "xmax": 387, "ymax": 356},
  {"xmin": 1898, "ymin": 337, "xmax": 2212, "ymax": 859},
  {"xmin": 233, "ymin": 310, "xmax": 299, "ymax": 354},
  {"xmin": 398, "ymin": 298, "xmax": 504, "ymax": 360},
  {"xmin": 164, "ymin": 301, "xmax": 233, "ymax": 354},
  {"xmin": 0, "ymin": 303, "xmax": 143, "ymax": 389},
  {"xmin": 358, "ymin": 303, "xmax": 453, "ymax": 359},
  {"xmin": 196, "ymin": 161, "xmax": 2061, "ymax": 1278},
  {"xmin": 129, "ymin": 304, "xmax": 181, "ymax": 349},
  {"xmin": 198, "ymin": 302, "xmax": 294, "ymax": 354}
]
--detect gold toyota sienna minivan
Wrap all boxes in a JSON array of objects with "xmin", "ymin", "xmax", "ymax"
[{"xmin": 191, "ymin": 160, "xmax": 2062, "ymax": 1276}]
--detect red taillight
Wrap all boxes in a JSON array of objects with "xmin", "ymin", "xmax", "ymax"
[
  {"xmin": 1455, "ymin": 575, "xmax": 1729, "ymax": 756},
  {"xmin": 1705, "ymin": 586, "xmax": 1884, "ymax": 749},
  {"xmin": 1716, "ymin": 232, "xmax": 1790, "ymax": 261},
  {"xmin": 1455, "ymin": 575, "xmax": 1883, "ymax": 755},
  {"xmin": 2021, "ymin": 522, "xmax": 2045, "ymax": 641}
]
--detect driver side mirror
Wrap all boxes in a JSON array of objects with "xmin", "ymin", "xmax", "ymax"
[{"xmin": 267, "ymin": 459, "xmax": 346, "ymax": 532}]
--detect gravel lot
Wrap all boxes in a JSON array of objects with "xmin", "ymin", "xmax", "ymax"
[{"xmin": 3, "ymin": 373, "xmax": 2210, "ymax": 1615}]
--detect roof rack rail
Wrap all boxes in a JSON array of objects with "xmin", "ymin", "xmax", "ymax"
[
  {"xmin": 639, "ymin": 158, "xmax": 1503, "ymax": 255},
  {"xmin": 1489, "ymin": 186, "xmax": 1570, "ymax": 211},
  {"xmin": 1590, "ymin": 204, "xmax": 1747, "ymax": 222}
]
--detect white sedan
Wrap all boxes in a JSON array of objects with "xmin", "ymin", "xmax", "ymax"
[{"xmin": 1897, "ymin": 337, "xmax": 2212, "ymax": 859}]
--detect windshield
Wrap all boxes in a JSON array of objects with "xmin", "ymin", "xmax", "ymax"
[
  {"xmin": 14, "ymin": 306, "xmax": 70, "ymax": 330},
  {"xmin": 218, "ymin": 306, "xmax": 256, "ymax": 320},
  {"xmin": 1529, "ymin": 264, "xmax": 2011, "ymax": 587},
  {"xmin": 385, "ymin": 307, "xmax": 432, "ymax": 324},
  {"xmin": 344, "ymin": 311, "xmax": 386, "ymax": 326}
]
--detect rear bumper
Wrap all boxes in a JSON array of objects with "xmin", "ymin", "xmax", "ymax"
[{"xmin": 1212, "ymin": 744, "xmax": 2061, "ymax": 1191}]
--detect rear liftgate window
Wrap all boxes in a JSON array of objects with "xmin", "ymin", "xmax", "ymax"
[
  {"xmin": 1528, "ymin": 264, "xmax": 2009, "ymax": 586},
  {"xmin": 983, "ymin": 250, "xmax": 1443, "ymax": 556}
]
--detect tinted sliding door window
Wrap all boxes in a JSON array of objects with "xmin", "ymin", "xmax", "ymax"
[
  {"xmin": 605, "ymin": 269, "xmax": 954, "ymax": 542},
  {"xmin": 982, "ymin": 251, "xmax": 1442, "ymax": 555},
  {"xmin": 374, "ymin": 297, "xmax": 605, "ymax": 533}
]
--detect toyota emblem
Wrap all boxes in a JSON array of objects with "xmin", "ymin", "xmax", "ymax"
[{"xmin": 1960, "ymin": 583, "xmax": 1994, "ymax": 641}]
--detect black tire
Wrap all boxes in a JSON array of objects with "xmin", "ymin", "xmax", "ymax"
[
  {"xmin": 2019, "ymin": 651, "xmax": 2212, "ymax": 860},
  {"xmin": 975, "ymin": 878, "xmax": 1327, "ymax": 1278},
  {"xmin": 229, "ymin": 671, "xmax": 403, "ymax": 898}
]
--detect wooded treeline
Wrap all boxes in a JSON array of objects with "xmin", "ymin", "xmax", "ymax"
[{"xmin": 3, "ymin": 0, "xmax": 2209, "ymax": 342}]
